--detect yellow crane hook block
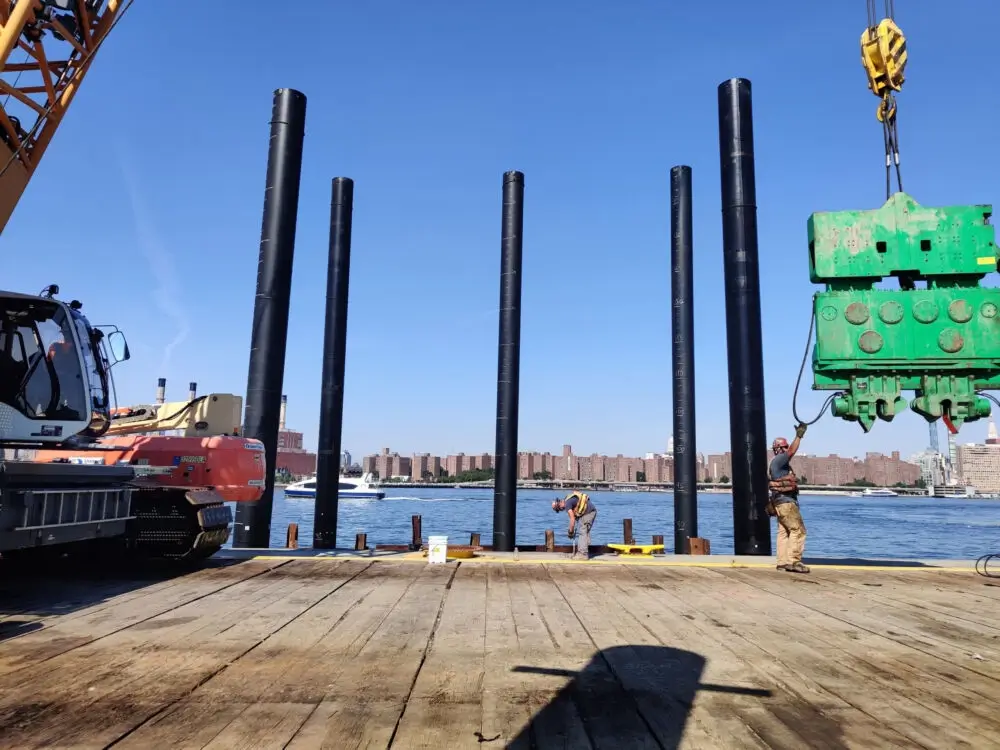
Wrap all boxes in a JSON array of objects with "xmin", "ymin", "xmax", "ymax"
[{"xmin": 860, "ymin": 18, "xmax": 908, "ymax": 102}]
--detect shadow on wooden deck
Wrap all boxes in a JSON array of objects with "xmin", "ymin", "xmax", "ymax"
[
  {"xmin": 0, "ymin": 555, "xmax": 249, "ymax": 633},
  {"xmin": 509, "ymin": 646, "xmax": 791, "ymax": 749},
  {"xmin": 801, "ymin": 557, "xmax": 938, "ymax": 568}
]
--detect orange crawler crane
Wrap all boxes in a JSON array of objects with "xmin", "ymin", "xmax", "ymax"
[
  {"xmin": 33, "ymin": 393, "xmax": 266, "ymax": 559},
  {"xmin": 0, "ymin": 2, "xmax": 267, "ymax": 561}
]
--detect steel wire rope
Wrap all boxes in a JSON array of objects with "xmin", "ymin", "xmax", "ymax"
[{"xmin": 792, "ymin": 302, "xmax": 839, "ymax": 426}]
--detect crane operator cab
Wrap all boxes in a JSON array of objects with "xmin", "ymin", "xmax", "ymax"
[{"xmin": 0, "ymin": 285, "xmax": 129, "ymax": 445}]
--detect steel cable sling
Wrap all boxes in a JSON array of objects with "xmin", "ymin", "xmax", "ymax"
[{"xmin": 864, "ymin": 0, "xmax": 907, "ymax": 200}]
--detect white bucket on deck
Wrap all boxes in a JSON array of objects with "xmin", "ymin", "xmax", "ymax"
[{"xmin": 428, "ymin": 535, "xmax": 448, "ymax": 564}]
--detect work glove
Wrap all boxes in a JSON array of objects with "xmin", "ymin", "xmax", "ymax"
[
  {"xmin": 568, "ymin": 529, "xmax": 576, "ymax": 539},
  {"xmin": 795, "ymin": 422, "xmax": 807, "ymax": 439}
]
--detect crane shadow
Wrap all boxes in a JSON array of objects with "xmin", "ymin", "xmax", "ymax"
[
  {"xmin": 508, "ymin": 645, "xmax": 774, "ymax": 749},
  {"xmin": 0, "ymin": 552, "xmax": 241, "ymax": 622}
]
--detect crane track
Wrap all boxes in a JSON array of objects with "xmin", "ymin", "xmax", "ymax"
[{"xmin": 125, "ymin": 489, "xmax": 232, "ymax": 561}]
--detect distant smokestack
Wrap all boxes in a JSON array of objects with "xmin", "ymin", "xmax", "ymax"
[
  {"xmin": 155, "ymin": 377, "xmax": 166, "ymax": 405},
  {"xmin": 188, "ymin": 382, "xmax": 197, "ymax": 401},
  {"xmin": 279, "ymin": 394, "xmax": 287, "ymax": 431}
]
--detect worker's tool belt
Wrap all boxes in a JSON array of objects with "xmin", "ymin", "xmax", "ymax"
[
  {"xmin": 768, "ymin": 472, "xmax": 798, "ymax": 498},
  {"xmin": 568, "ymin": 491, "xmax": 590, "ymax": 516}
]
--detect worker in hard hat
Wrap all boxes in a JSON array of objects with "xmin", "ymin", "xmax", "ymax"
[
  {"xmin": 767, "ymin": 423, "xmax": 809, "ymax": 574},
  {"xmin": 552, "ymin": 491, "xmax": 597, "ymax": 560}
]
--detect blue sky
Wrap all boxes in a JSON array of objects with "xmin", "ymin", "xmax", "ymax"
[{"xmin": 8, "ymin": 1, "xmax": 999, "ymax": 460}]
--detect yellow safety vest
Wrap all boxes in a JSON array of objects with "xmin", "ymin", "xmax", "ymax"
[{"xmin": 567, "ymin": 491, "xmax": 590, "ymax": 516}]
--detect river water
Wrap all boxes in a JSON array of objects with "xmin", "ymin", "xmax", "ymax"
[{"xmin": 249, "ymin": 487, "xmax": 1000, "ymax": 560}]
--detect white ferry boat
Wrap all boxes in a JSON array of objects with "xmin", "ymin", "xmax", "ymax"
[
  {"xmin": 860, "ymin": 487, "xmax": 900, "ymax": 497},
  {"xmin": 284, "ymin": 472, "xmax": 385, "ymax": 500}
]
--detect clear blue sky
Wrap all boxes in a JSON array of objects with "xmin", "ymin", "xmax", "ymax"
[{"xmin": 8, "ymin": 1, "xmax": 999, "ymax": 460}]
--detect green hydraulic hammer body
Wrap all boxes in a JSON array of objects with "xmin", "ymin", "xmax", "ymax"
[{"xmin": 809, "ymin": 192, "xmax": 1000, "ymax": 432}]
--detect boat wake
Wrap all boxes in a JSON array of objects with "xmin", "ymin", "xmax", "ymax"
[{"xmin": 382, "ymin": 495, "xmax": 486, "ymax": 503}]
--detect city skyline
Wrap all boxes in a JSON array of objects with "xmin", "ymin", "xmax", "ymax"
[
  {"xmin": 360, "ymin": 443, "xmax": 924, "ymax": 488},
  {"xmin": 341, "ymin": 415, "xmax": 998, "ymax": 469},
  {"xmin": 276, "ymin": 412, "xmax": 1000, "ymax": 491}
]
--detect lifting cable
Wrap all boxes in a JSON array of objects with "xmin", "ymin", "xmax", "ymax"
[
  {"xmin": 791, "ymin": 301, "xmax": 838, "ymax": 427},
  {"xmin": 975, "ymin": 554, "xmax": 1000, "ymax": 578},
  {"xmin": 864, "ymin": 0, "xmax": 906, "ymax": 200},
  {"xmin": 795, "ymin": 1, "xmax": 910, "ymax": 425},
  {"xmin": 978, "ymin": 391, "xmax": 1000, "ymax": 414}
]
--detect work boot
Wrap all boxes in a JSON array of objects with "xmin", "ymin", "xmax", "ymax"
[
  {"xmin": 784, "ymin": 562, "xmax": 810, "ymax": 574},
  {"xmin": 776, "ymin": 564, "xmax": 788, "ymax": 571}
]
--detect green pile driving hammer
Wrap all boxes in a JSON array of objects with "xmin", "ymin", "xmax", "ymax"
[{"xmin": 808, "ymin": 192, "xmax": 1000, "ymax": 432}]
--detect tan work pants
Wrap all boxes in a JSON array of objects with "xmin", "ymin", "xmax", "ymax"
[{"xmin": 774, "ymin": 502, "xmax": 806, "ymax": 566}]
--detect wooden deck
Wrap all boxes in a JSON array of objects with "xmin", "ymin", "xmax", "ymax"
[{"xmin": 0, "ymin": 558, "xmax": 998, "ymax": 749}]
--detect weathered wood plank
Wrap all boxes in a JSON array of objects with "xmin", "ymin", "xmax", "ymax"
[
  {"xmin": 558, "ymin": 565, "xmax": 801, "ymax": 749},
  {"xmin": 0, "ymin": 559, "xmax": 298, "ymax": 706},
  {"xmin": 201, "ymin": 702, "xmax": 316, "ymax": 749},
  {"xmin": 825, "ymin": 570, "xmax": 1000, "ymax": 632},
  {"xmin": 109, "ymin": 698, "xmax": 248, "ymax": 750},
  {"xmin": 0, "ymin": 573, "xmax": 180, "ymax": 625},
  {"xmin": 0, "ymin": 560, "xmax": 361, "ymax": 748},
  {"xmin": 114, "ymin": 563, "xmax": 408, "ymax": 749},
  {"xmin": 0, "ymin": 558, "xmax": 288, "ymax": 675},
  {"xmin": 712, "ymin": 568, "xmax": 1000, "ymax": 748},
  {"xmin": 1, "ymin": 559, "xmax": 998, "ymax": 749},
  {"xmin": 726, "ymin": 569, "xmax": 1000, "ymax": 684},
  {"xmin": 528, "ymin": 564, "xmax": 659, "ymax": 749},
  {"xmin": 479, "ymin": 564, "xmax": 536, "ymax": 749},
  {"xmin": 286, "ymin": 563, "xmax": 456, "ymax": 748},
  {"xmin": 887, "ymin": 569, "xmax": 1000, "ymax": 601},
  {"xmin": 489, "ymin": 563, "xmax": 592, "ymax": 750},
  {"xmin": 389, "ymin": 564, "xmax": 488, "ymax": 748},
  {"xmin": 624, "ymin": 566, "xmax": 924, "ymax": 749},
  {"xmin": 189, "ymin": 561, "xmax": 408, "ymax": 703}
]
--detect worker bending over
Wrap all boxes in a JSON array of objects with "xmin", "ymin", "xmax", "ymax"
[
  {"xmin": 767, "ymin": 423, "xmax": 810, "ymax": 574},
  {"xmin": 552, "ymin": 491, "xmax": 597, "ymax": 560}
]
